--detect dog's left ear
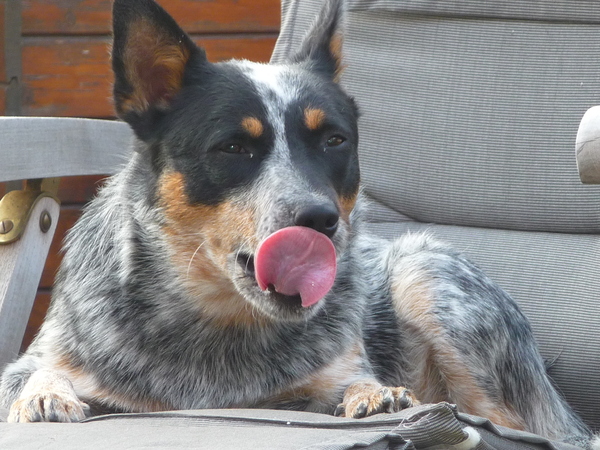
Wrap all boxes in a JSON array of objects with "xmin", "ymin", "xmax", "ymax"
[
  {"xmin": 111, "ymin": 0, "xmax": 205, "ymax": 138},
  {"xmin": 289, "ymin": 0, "xmax": 345, "ymax": 82}
]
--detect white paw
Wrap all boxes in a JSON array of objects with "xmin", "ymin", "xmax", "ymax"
[
  {"xmin": 8, "ymin": 391, "xmax": 89, "ymax": 423},
  {"xmin": 7, "ymin": 369, "xmax": 89, "ymax": 423}
]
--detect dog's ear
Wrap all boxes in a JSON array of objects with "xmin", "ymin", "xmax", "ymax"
[
  {"xmin": 111, "ymin": 0, "xmax": 205, "ymax": 137},
  {"xmin": 289, "ymin": 0, "xmax": 346, "ymax": 82}
]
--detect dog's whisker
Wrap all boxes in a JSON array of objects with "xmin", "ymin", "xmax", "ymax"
[
  {"xmin": 186, "ymin": 241, "xmax": 206, "ymax": 280},
  {"xmin": 235, "ymin": 238, "xmax": 256, "ymax": 274}
]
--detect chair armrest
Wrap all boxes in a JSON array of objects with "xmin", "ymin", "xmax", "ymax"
[
  {"xmin": 0, "ymin": 117, "xmax": 133, "ymax": 183},
  {"xmin": 576, "ymin": 105, "xmax": 600, "ymax": 184},
  {"xmin": 0, "ymin": 196, "xmax": 59, "ymax": 371}
]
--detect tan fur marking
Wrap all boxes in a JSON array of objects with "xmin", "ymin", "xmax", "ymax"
[
  {"xmin": 158, "ymin": 172, "xmax": 266, "ymax": 327},
  {"xmin": 304, "ymin": 108, "xmax": 326, "ymax": 131},
  {"xmin": 120, "ymin": 18, "xmax": 191, "ymax": 115},
  {"xmin": 261, "ymin": 342, "xmax": 365, "ymax": 411},
  {"xmin": 342, "ymin": 380, "xmax": 380, "ymax": 399},
  {"xmin": 391, "ymin": 265, "xmax": 526, "ymax": 431},
  {"xmin": 338, "ymin": 192, "xmax": 358, "ymax": 223},
  {"xmin": 329, "ymin": 33, "xmax": 346, "ymax": 82},
  {"xmin": 241, "ymin": 117, "xmax": 264, "ymax": 138},
  {"xmin": 55, "ymin": 354, "xmax": 172, "ymax": 413},
  {"xmin": 88, "ymin": 387, "xmax": 171, "ymax": 413}
]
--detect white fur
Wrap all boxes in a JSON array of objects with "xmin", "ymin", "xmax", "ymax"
[
  {"xmin": 238, "ymin": 61, "xmax": 300, "ymax": 165},
  {"xmin": 239, "ymin": 61, "xmax": 298, "ymax": 107},
  {"xmin": 453, "ymin": 426, "xmax": 481, "ymax": 450}
]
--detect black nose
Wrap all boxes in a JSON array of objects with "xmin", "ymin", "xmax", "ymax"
[{"xmin": 294, "ymin": 204, "xmax": 339, "ymax": 238}]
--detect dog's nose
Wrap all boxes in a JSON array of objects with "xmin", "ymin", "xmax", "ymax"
[{"xmin": 294, "ymin": 204, "xmax": 339, "ymax": 238}]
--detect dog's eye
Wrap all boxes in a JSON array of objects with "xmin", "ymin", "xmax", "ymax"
[
  {"xmin": 221, "ymin": 143, "xmax": 246, "ymax": 154},
  {"xmin": 325, "ymin": 135, "xmax": 346, "ymax": 148}
]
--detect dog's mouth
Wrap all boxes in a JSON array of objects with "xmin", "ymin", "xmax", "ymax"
[
  {"xmin": 233, "ymin": 226, "xmax": 338, "ymax": 318},
  {"xmin": 236, "ymin": 252, "xmax": 304, "ymax": 310},
  {"xmin": 237, "ymin": 252, "xmax": 256, "ymax": 278}
]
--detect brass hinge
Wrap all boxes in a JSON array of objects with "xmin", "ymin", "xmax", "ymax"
[{"xmin": 0, "ymin": 178, "xmax": 61, "ymax": 245}]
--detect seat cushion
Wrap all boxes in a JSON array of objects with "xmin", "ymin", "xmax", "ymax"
[{"xmin": 0, "ymin": 404, "xmax": 581, "ymax": 450}]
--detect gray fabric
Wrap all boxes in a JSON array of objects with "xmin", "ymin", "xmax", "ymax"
[
  {"xmin": 0, "ymin": 404, "xmax": 575, "ymax": 450},
  {"xmin": 347, "ymin": 0, "xmax": 600, "ymax": 24},
  {"xmin": 342, "ymin": 10, "xmax": 600, "ymax": 233},
  {"xmin": 272, "ymin": 0, "xmax": 600, "ymax": 432}
]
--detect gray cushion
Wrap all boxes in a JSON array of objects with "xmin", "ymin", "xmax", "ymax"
[
  {"xmin": 344, "ymin": 9, "xmax": 600, "ymax": 233},
  {"xmin": 273, "ymin": 0, "xmax": 600, "ymax": 430},
  {"xmin": 0, "ymin": 404, "xmax": 581, "ymax": 450}
]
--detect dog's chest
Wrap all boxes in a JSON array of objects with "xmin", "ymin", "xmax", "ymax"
[{"xmin": 76, "ymin": 318, "xmax": 353, "ymax": 411}]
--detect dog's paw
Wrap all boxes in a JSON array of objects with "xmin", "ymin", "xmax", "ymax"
[
  {"xmin": 7, "ymin": 369, "xmax": 89, "ymax": 423},
  {"xmin": 334, "ymin": 380, "xmax": 420, "ymax": 418},
  {"xmin": 8, "ymin": 392, "xmax": 89, "ymax": 423}
]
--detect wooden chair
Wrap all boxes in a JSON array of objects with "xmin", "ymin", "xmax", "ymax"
[{"xmin": 0, "ymin": 117, "xmax": 132, "ymax": 372}]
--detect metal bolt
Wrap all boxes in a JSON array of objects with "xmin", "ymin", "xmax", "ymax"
[
  {"xmin": 40, "ymin": 211, "xmax": 52, "ymax": 233},
  {"xmin": 0, "ymin": 220, "xmax": 14, "ymax": 235}
]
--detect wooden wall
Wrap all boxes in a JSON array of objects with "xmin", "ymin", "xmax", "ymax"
[{"xmin": 0, "ymin": 0, "xmax": 280, "ymax": 350}]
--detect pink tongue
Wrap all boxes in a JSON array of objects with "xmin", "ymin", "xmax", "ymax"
[{"xmin": 255, "ymin": 226, "xmax": 337, "ymax": 307}]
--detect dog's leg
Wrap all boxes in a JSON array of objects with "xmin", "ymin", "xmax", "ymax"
[
  {"xmin": 377, "ymin": 233, "xmax": 593, "ymax": 444},
  {"xmin": 334, "ymin": 380, "xmax": 419, "ymax": 418},
  {"xmin": 7, "ymin": 368, "xmax": 89, "ymax": 423},
  {"xmin": 386, "ymin": 238, "xmax": 527, "ymax": 430}
]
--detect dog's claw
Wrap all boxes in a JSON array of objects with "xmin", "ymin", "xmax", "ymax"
[
  {"xmin": 355, "ymin": 401, "xmax": 368, "ymax": 418},
  {"xmin": 397, "ymin": 387, "xmax": 415, "ymax": 410},
  {"xmin": 337, "ymin": 380, "xmax": 420, "ymax": 418}
]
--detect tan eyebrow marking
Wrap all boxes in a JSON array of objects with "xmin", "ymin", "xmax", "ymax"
[
  {"xmin": 304, "ymin": 108, "xmax": 326, "ymax": 131},
  {"xmin": 241, "ymin": 117, "xmax": 264, "ymax": 138}
]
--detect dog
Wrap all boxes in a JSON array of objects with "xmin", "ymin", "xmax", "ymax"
[{"xmin": 0, "ymin": 0, "xmax": 596, "ymax": 447}]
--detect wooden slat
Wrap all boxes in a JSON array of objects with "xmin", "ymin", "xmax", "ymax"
[
  {"xmin": 21, "ymin": 35, "xmax": 277, "ymax": 117},
  {"xmin": 0, "ymin": 117, "xmax": 133, "ymax": 182},
  {"xmin": 22, "ymin": 290, "xmax": 51, "ymax": 351},
  {"xmin": 2, "ymin": 178, "xmax": 104, "ymax": 297},
  {"xmin": 22, "ymin": 0, "xmax": 280, "ymax": 35},
  {"xmin": 22, "ymin": 38, "xmax": 110, "ymax": 117},
  {"xmin": 0, "ymin": 196, "xmax": 60, "ymax": 370},
  {"xmin": 31, "ymin": 188, "xmax": 106, "ymax": 344}
]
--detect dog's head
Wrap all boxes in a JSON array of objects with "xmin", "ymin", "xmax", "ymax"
[{"xmin": 112, "ymin": 0, "xmax": 360, "ymax": 323}]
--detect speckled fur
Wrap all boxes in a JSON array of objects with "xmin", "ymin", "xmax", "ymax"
[{"xmin": 0, "ymin": 0, "xmax": 595, "ymax": 447}]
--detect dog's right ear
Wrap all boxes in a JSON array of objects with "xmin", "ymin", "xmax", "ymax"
[
  {"xmin": 288, "ymin": 0, "xmax": 346, "ymax": 82},
  {"xmin": 112, "ymin": 0, "xmax": 205, "ymax": 138}
]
